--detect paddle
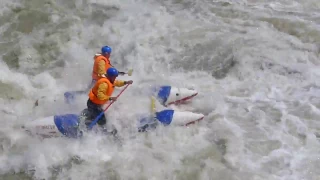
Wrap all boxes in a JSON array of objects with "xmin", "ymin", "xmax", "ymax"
[
  {"xmin": 87, "ymin": 84, "xmax": 131, "ymax": 130},
  {"xmin": 119, "ymin": 69, "xmax": 133, "ymax": 76},
  {"xmin": 137, "ymin": 96, "xmax": 157, "ymax": 132}
]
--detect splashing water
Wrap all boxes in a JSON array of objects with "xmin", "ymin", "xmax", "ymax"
[{"xmin": 1, "ymin": 0, "xmax": 320, "ymax": 179}]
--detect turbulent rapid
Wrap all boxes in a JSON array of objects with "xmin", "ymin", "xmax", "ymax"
[{"xmin": 1, "ymin": 0, "xmax": 320, "ymax": 179}]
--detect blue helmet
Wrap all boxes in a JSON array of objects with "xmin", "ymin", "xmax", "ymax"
[
  {"xmin": 101, "ymin": 46, "xmax": 112, "ymax": 55},
  {"xmin": 106, "ymin": 67, "xmax": 118, "ymax": 77}
]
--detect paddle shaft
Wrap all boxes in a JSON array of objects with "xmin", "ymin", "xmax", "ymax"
[{"xmin": 87, "ymin": 84, "xmax": 131, "ymax": 130}]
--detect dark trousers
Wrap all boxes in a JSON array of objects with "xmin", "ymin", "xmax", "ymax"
[{"xmin": 86, "ymin": 99, "xmax": 106, "ymax": 127}]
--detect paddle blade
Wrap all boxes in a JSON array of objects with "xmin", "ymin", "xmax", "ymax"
[
  {"xmin": 64, "ymin": 91, "xmax": 86, "ymax": 104},
  {"xmin": 127, "ymin": 69, "xmax": 133, "ymax": 76}
]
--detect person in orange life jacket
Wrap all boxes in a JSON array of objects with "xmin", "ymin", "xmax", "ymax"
[
  {"xmin": 86, "ymin": 67, "xmax": 133, "ymax": 127},
  {"xmin": 89, "ymin": 46, "xmax": 126, "ymax": 90}
]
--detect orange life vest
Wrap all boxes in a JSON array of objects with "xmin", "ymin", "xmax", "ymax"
[
  {"xmin": 92, "ymin": 54, "xmax": 112, "ymax": 80},
  {"xmin": 88, "ymin": 78, "xmax": 114, "ymax": 105}
]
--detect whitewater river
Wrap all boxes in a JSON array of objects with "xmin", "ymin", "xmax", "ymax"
[{"xmin": 1, "ymin": 0, "xmax": 320, "ymax": 179}]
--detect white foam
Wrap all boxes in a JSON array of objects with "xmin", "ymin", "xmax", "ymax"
[{"xmin": 1, "ymin": 0, "xmax": 320, "ymax": 179}]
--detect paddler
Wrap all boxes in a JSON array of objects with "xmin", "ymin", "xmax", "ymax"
[
  {"xmin": 89, "ymin": 46, "xmax": 126, "ymax": 89},
  {"xmin": 86, "ymin": 67, "xmax": 133, "ymax": 128},
  {"xmin": 63, "ymin": 46, "xmax": 127, "ymax": 104}
]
